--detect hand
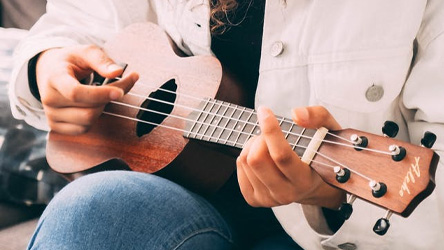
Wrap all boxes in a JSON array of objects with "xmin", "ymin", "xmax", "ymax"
[
  {"xmin": 36, "ymin": 44, "xmax": 139, "ymax": 135},
  {"xmin": 237, "ymin": 106, "xmax": 346, "ymax": 209}
]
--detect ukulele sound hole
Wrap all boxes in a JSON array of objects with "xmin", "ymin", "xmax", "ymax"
[{"xmin": 136, "ymin": 79, "xmax": 177, "ymax": 137}]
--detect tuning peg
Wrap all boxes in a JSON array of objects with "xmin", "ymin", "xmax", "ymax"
[
  {"xmin": 370, "ymin": 180, "xmax": 387, "ymax": 198},
  {"xmin": 382, "ymin": 121, "xmax": 399, "ymax": 138},
  {"xmin": 389, "ymin": 145, "xmax": 406, "ymax": 161},
  {"xmin": 421, "ymin": 131, "xmax": 437, "ymax": 149},
  {"xmin": 338, "ymin": 195, "xmax": 356, "ymax": 220},
  {"xmin": 373, "ymin": 210, "xmax": 393, "ymax": 236},
  {"xmin": 334, "ymin": 167, "xmax": 351, "ymax": 183},
  {"xmin": 350, "ymin": 134, "xmax": 368, "ymax": 151}
]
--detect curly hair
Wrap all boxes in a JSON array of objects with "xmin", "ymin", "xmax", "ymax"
[{"xmin": 210, "ymin": 0, "xmax": 239, "ymax": 35}]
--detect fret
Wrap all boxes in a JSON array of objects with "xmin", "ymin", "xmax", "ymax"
[
  {"xmin": 223, "ymin": 106, "xmax": 246, "ymax": 146},
  {"xmin": 198, "ymin": 101, "xmax": 221, "ymax": 140},
  {"xmin": 280, "ymin": 117, "xmax": 294, "ymax": 140},
  {"xmin": 206, "ymin": 100, "xmax": 229, "ymax": 142},
  {"xmin": 284, "ymin": 124, "xmax": 306, "ymax": 157},
  {"xmin": 293, "ymin": 128, "xmax": 305, "ymax": 150},
  {"xmin": 297, "ymin": 129, "xmax": 316, "ymax": 157},
  {"xmin": 293, "ymin": 128, "xmax": 306, "ymax": 156},
  {"xmin": 278, "ymin": 117, "xmax": 285, "ymax": 127},
  {"xmin": 239, "ymin": 112, "xmax": 260, "ymax": 148},
  {"xmin": 186, "ymin": 98, "xmax": 210, "ymax": 138},
  {"xmin": 214, "ymin": 103, "xmax": 237, "ymax": 143},
  {"xmin": 190, "ymin": 99, "xmax": 214, "ymax": 138},
  {"xmin": 231, "ymin": 108, "xmax": 254, "ymax": 148}
]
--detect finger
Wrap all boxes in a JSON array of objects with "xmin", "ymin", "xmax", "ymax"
[
  {"xmin": 237, "ymin": 156, "xmax": 277, "ymax": 207},
  {"xmin": 73, "ymin": 45, "xmax": 125, "ymax": 79},
  {"xmin": 292, "ymin": 106, "xmax": 341, "ymax": 130},
  {"xmin": 238, "ymin": 138, "xmax": 276, "ymax": 207},
  {"xmin": 236, "ymin": 157, "xmax": 255, "ymax": 204},
  {"xmin": 48, "ymin": 73, "xmax": 138, "ymax": 106},
  {"xmin": 256, "ymin": 106, "xmax": 305, "ymax": 182},
  {"xmin": 48, "ymin": 121, "xmax": 89, "ymax": 135},
  {"xmin": 45, "ymin": 106, "xmax": 104, "ymax": 126},
  {"xmin": 246, "ymin": 136, "xmax": 295, "ymax": 204}
]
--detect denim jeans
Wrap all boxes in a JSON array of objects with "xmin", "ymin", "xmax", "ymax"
[{"xmin": 27, "ymin": 171, "xmax": 302, "ymax": 250}]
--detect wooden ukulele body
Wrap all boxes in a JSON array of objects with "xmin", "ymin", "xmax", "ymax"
[{"xmin": 47, "ymin": 23, "xmax": 246, "ymax": 194}]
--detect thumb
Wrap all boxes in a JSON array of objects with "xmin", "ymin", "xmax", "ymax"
[{"xmin": 292, "ymin": 106, "xmax": 341, "ymax": 130}]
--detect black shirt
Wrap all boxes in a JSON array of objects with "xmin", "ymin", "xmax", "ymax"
[{"xmin": 210, "ymin": 0, "xmax": 265, "ymax": 108}]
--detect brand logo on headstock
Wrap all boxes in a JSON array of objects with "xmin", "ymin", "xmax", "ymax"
[{"xmin": 399, "ymin": 157, "xmax": 421, "ymax": 197}]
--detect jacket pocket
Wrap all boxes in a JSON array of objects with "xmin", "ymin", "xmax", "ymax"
[{"xmin": 310, "ymin": 47, "xmax": 413, "ymax": 113}]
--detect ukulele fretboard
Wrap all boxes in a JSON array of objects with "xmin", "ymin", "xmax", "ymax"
[{"xmin": 184, "ymin": 98, "xmax": 316, "ymax": 157}]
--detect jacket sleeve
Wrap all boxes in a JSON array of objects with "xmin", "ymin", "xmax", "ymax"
[{"xmin": 8, "ymin": 0, "xmax": 153, "ymax": 130}]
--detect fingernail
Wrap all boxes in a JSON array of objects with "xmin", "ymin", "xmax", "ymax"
[
  {"xmin": 107, "ymin": 64, "xmax": 122, "ymax": 72},
  {"xmin": 257, "ymin": 106, "xmax": 270, "ymax": 121},
  {"xmin": 132, "ymin": 72, "xmax": 140, "ymax": 82},
  {"xmin": 109, "ymin": 89, "xmax": 123, "ymax": 100},
  {"xmin": 292, "ymin": 107, "xmax": 309, "ymax": 123}
]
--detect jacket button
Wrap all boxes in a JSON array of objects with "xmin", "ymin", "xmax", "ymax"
[
  {"xmin": 338, "ymin": 242, "xmax": 357, "ymax": 250},
  {"xmin": 365, "ymin": 84, "xmax": 384, "ymax": 102},
  {"xmin": 270, "ymin": 41, "xmax": 284, "ymax": 57}
]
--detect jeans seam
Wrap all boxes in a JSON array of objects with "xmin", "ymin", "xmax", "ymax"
[{"xmin": 172, "ymin": 228, "xmax": 236, "ymax": 250}]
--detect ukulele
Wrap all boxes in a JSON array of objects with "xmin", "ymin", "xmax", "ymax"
[{"xmin": 46, "ymin": 23, "xmax": 439, "ymax": 235}]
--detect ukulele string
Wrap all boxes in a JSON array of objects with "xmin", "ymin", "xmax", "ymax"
[
  {"xmin": 126, "ymin": 88, "xmax": 386, "ymax": 153},
  {"xmin": 120, "ymin": 89, "xmax": 394, "ymax": 156},
  {"xmin": 102, "ymin": 110, "xmax": 373, "ymax": 182},
  {"xmin": 119, "ymin": 79, "xmax": 379, "ymax": 151}
]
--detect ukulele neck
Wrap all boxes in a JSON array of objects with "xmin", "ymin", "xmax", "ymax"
[{"xmin": 183, "ymin": 98, "xmax": 317, "ymax": 157}]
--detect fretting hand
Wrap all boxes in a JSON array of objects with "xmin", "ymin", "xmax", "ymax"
[{"xmin": 237, "ymin": 106, "xmax": 346, "ymax": 209}]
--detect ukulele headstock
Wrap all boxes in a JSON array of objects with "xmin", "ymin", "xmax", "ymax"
[{"xmin": 311, "ymin": 126, "xmax": 439, "ymax": 235}]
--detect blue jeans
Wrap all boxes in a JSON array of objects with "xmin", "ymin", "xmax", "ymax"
[{"xmin": 27, "ymin": 171, "xmax": 301, "ymax": 250}]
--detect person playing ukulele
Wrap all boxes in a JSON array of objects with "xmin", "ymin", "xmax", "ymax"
[{"xmin": 9, "ymin": 0, "xmax": 443, "ymax": 249}]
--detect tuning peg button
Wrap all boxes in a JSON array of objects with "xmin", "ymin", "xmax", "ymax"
[
  {"xmin": 339, "ymin": 195, "xmax": 356, "ymax": 220},
  {"xmin": 421, "ymin": 131, "xmax": 437, "ymax": 149},
  {"xmin": 339, "ymin": 203, "xmax": 353, "ymax": 220},
  {"xmin": 382, "ymin": 121, "xmax": 399, "ymax": 138},
  {"xmin": 373, "ymin": 210, "xmax": 393, "ymax": 236},
  {"xmin": 373, "ymin": 218, "xmax": 390, "ymax": 236}
]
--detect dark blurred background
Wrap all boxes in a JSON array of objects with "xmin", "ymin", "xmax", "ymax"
[{"xmin": 0, "ymin": 1, "xmax": 68, "ymax": 241}]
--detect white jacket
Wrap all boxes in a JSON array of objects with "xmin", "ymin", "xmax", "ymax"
[{"xmin": 9, "ymin": 0, "xmax": 444, "ymax": 249}]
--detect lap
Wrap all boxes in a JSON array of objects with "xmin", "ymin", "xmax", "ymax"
[{"xmin": 28, "ymin": 171, "xmax": 301, "ymax": 250}]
